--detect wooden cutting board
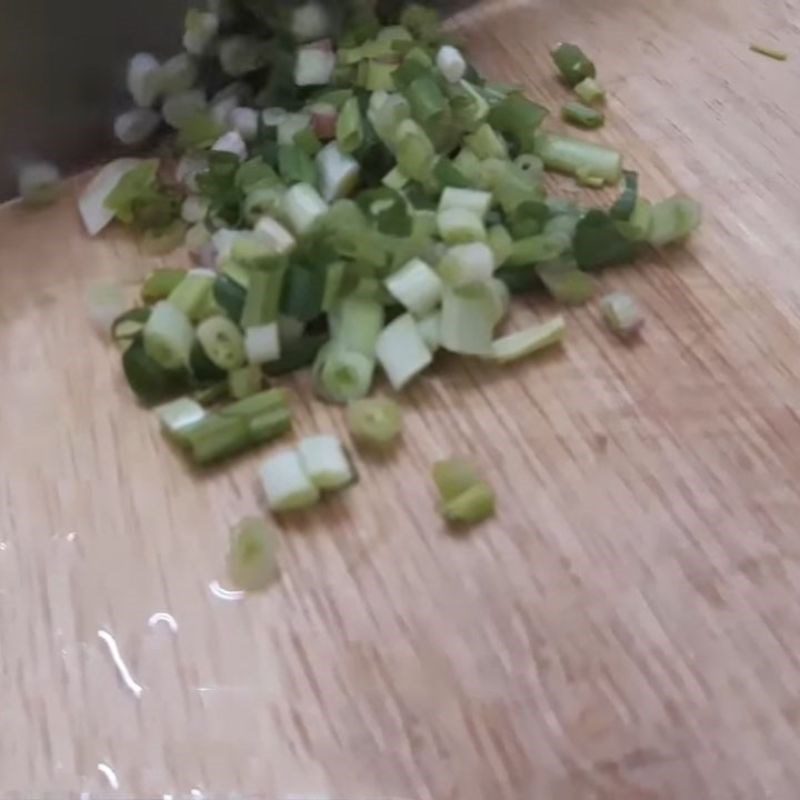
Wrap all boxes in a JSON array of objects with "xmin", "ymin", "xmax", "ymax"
[{"xmin": 3, "ymin": 0, "xmax": 800, "ymax": 796}]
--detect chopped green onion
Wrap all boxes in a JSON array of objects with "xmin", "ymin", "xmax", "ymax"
[
  {"xmin": 610, "ymin": 170, "xmax": 639, "ymax": 221},
  {"xmin": 487, "ymin": 224, "xmax": 513, "ymax": 267},
  {"xmin": 157, "ymin": 397, "xmax": 206, "ymax": 443},
  {"xmin": 277, "ymin": 143, "xmax": 317, "ymax": 184},
  {"xmin": 227, "ymin": 517, "xmax": 280, "ymax": 592},
  {"xmin": 438, "ymin": 242, "xmax": 495, "ymax": 286},
  {"xmin": 750, "ymin": 43, "xmax": 789, "ymax": 61},
  {"xmin": 436, "ymin": 45, "xmax": 466, "ymax": 83},
  {"xmin": 573, "ymin": 209, "xmax": 637, "ymax": 269},
  {"xmin": 228, "ymin": 364, "xmax": 263, "ymax": 399},
  {"xmin": 536, "ymin": 262, "xmax": 594, "ymax": 305},
  {"xmin": 122, "ymin": 337, "xmax": 186, "ymax": 405},
  {"xmin": 465, "ymin": 123, "xmax": 509, "ymax": 160},
  {"xmin": 395, "ymin": 119, "xmax": 436, "ymax": 181},
  {"xmin": 647, "ymin": 195, "xmax": 702, "ymax": 246},
  {"xmin": 336, "ymin": 96, "xmax": 364, "ymax": 153},
  {"xmin": 316, "ymin": 142, "xmax": 360, "ymax": 202},
  {"xmin": 259, "ymin": 449, "xmax": 321, "ymax": 511},
  {"xmin": 375, "ymin": 313, "xmax": 433, "ymax": 389},
  {"xmin": 490, "ymin": 316, "xmax": 566, "ymax": 363},
  {"xmin": 561, "ymin": 101, "xmax": 605, "ymax": 129},
  {"xmin": 312, "ymin": 343, "xmax": 375, "ymax": 403},
  {"xmin": 213, "ymin": 274, "xmax": 247, "ymax": 321},
  {"xmin": 79, "ymin": 158, "xmax": 149, "ymax": 235},
  {"xmin": 433, "ymin": 457, "xmax": 482, "ymax": 501},
  {"xmin": 385, "ymin": 257, "xmax": 443, "ymax": 316},
  {"xmin": 416, "ymin": 310, "xmax": 442, "ymax": 351},
  {"xmin": 438, "ymin": 187, "xmax": 492, "ymax": 218},
  {"xmin": 241, "ymin": 265, "xmax": 286, "ymax": 328},
  {"xmin": 298, "ymin": 435, "xmax": 355, "ymax": 490},
  {"xmin": 140, "ymin": 220, "xmax": 187, "ymax": 256},
  {"xmin": 551, "ymin": 42, "xmax": 596, "ymax": 86},
  {"xmin": 442, "ymin": 482, "xmax": 495, "ymax": 525},
  {"xmin": 367, "ymin": 92, "xmax": 410, "ymax": 147},
  {"xmin": 283, "ymin": 183, "xmax": 328, "ymax": 233},
  {"xmin": 245, "ymin": 323, "xmax": 281, "ymax": 364},
  {"xmin": 534, "ymin": 133, "xmax": 622, "ymax": 185},
  {"xmin": 506, "ymin": 233, "xmax": 569, "ymax": 267},
  {"xmin": 196, "ymin": 315, "xmax": 246, "ymax": 370},
  {"xmin": 277, "ymin": 112, "xmax": 312, "ymax": 145},
  {"xmin": 437, "ymin": 207, "xmax": 486, "ymax": 245},
  {"xmin": 143, "ymin": 301, "xmax": 194, "ymax": 369},
  {"xmin": 487, "ymin": 278, "xmax": 511, "ymax": 325},
  {"xmin": 440, "ymin": 283, "xmax": 496, "ymax": 355},
  {"xmin": 405, "ymin": 75, "xmax": 447, "ymax": 124},
  {"xmin": 486, "ymin": 93, "xmax": 548, "ymax": 152},
  {"xmin": 253, "ymin": 216, "xmax": 296, "ymax": 254},
  {"xmin": 448, "ymin": 80, "xmax": 490, "ymax": 130},
  {"xmin": 336, "ymin": 296, "xmax": 385, "ymax": 358},
  {"xmin": 347, "ymin": 396, "xmax": 403, "ymax": 449},
  {"xmin": 574, "ymin": 77, "xmax": 606, "ymax": 104},
  {"xmin": 600, "ymin": 291, "xmax": 644, "ymax": 338},
  {"xmin": 182, "ymin": 414, "xmax": 251, "ymax": 463},
  {"xmin": 167, "ymin": 269, "xmax": 215, "ymax": 321},
  {"xmin": 112, "ymin": 307, "xmax": 150, "ymax": 349},
  {"xmin": 295, "ymin": 45, "xmax": 336, "ymax": 86},
  {"xmin": 183, "ymin": 9, "xmax": 219, "ymax": 55}
]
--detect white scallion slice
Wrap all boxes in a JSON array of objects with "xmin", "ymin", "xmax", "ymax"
[
  {"xmin": 181, "ymin": 195, "xmax": 209, "ymax": 224},
  {"xmin": 227, "ymin": 517, "xmax": 280, "ymax": 591},
  {"xmin": 156, "ymin": 397, "xmax": 206, "ymax": 442},
  {"xmin": 297, "ymin": 435, "xmax": 354, "ymax": 490},
  {"xmin": 437, "ymin": 207, "xmax": 486, "ymax": 245},
  {"xmin": 127, "ymin": 52, "xmax": 161, "ymax": 107},
  {"xmin": 436, "ymin": 45, "xmax": 467, "ymax": 83},
  {"xmin": 440, "ymin": 284, "xmax": 496, "ymax": 356},
  {"xmin": 78, "ymin": 158, "xmax": 146, "ymax": 236},
  {"xmin": 600, "ymin": 292, "xmax": 644, "ymax": 338},
  {"xmin": 417, "ymin": 310, "xmax": 442, "ymax": 352},
  {"xmin": 375, "ymin": 313, "xmax": 433, "ymax": 390},
  {"xmin": 212, "ymin": 130, "xmax": 247, "ymax": 160},
  {"xmin": 197, "ymin": 316, "xmax": 246, "ymax": 370},
  {"xmin": 439, "ymin": 187, "xmax": 492, "ymax": 218},
  {"xmin": 438, "ymin": 242, "xmax": 495, "ymax": 287},
  {"xmin": 385, "ymin": 258, "xmax": 443, "ymax": 317},
  {"xmin": 277, "ymin": 112, "xmax": 312, "ymax": 144},
  {"xmin": 245, "ymin": 323, "xmax": 281, "ymax": 364},
  {"xmin": 254, "ymin": 216, "xmax": 296, "ymax": 254},
  {"xmin": 283, "ymin": 183, "xmax": 328, "ymax": 233},
  {"xmin": 295, "ymin": 46, "xmax": 336, "ymax": 86},
  {"xmin": 143, "ymin": 301, "xmax": 194, "ymax": 369},
  {"xmin": 230, "ymin": 107, "xmax": 259, "ymax": 141},
  {"xmin": 259, "ymin": 449, "xmax": 321, "ymax": 512},
  {"xmin": 490, "ymin": 316, "xmax": 566, "ymax": 363},
  {"xmin": 114, "ymin": 108, "xmax": 161, "ymax": 145},
  {"xmin": 316, "ymin": 142, "xmax": 360, "ymax": 202}
]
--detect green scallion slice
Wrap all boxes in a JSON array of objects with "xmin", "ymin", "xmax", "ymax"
[
  {"xmin": 227, "ymin": 517, "xmax": 280, "ymax": 592},
  {"xmin": 551, "ymin": 42, "xmax": 596, "ymax": 86},
  {"xmin": 112, "ymin": 307, "xmax": 150, "ymax": 349},
  {"xmin": 561, "ymin": 101, "xmax": 605, "ymax": 129},
  {"xmin": 347, "ymin": 396, "xmax": 403, "ymax": 449},
  {"xmin": 196, "ymin": 316, "xmax": 246, "ymax": 371},
  {"xmin": 490, "ymin": 316, "xmax": 566, "ymax": 363},
  {"xmin": 141, "ymin": 268, "xmax": 187, "ymax": 304},
  {"xmin": 143, "ymin": 301, "xmax": 194, "ymax": 370}
]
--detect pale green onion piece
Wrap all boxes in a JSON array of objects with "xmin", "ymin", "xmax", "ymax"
[
  {"xmin": 277, "ymin": 112, "xmax": 311, "ymax": 144},
  {"xmin": 487, "ymin": 278, "xmax": 510, "ymax": 325},
  {"xmin": 244, "ymin": 186, "xmax": 286, "ymax": 225},
  {"xmin": 433, "ymin": 457, "xmax": 482, "ymax": 502},
  {"xmin": 417, "ymin": 310, "xmax": 442, "ymax": 352},
  {"xmin": 163, "ymin": 90, "xmax": 206, "ymax": 129},
  {"xmin": 647, "ymin": 195, "xmax": 702, "ymax": 246},
  {"xmin": 534, "ymin": 133, "xmax": 622, "ymax": 185},
  {"xmin": 160, "ymin": 53, "xmax": 198, "ymax": 94},
  {"xmin": 375, "ymin": 313, "xmax": 433, "ymax": 390},
  {"xmin": 347, "ymin": 396, "xmax": 403, "ymax": 449},
  {"xmin": 438, "ymin": 187, "xmax": 492, "ymax": 218},
  {"xmin": 442, "ymin": 482, "xmax": 495, "ymax": 525},
  {"xmin": 368, "ymin": 93, "xmax": 410, "ymax": 148},
  {"xmin": 230, "ymin": 107, "xmax": 259, "ymax": 140},
  {"xmin": 181, "ymin": 195, "xmax": 209, "ymax": 224},
  {"xmin": 292, "ymin": 2, "xmax": 330, "ymax": 41},
  {"xmin": 18, "ymin": 162, "xmax": 61, "ymax": 206},
  {"xmin": 228, "ymin": 364, "xmax": 263, "ymax": 399},
  {"xmin": 87, "ymin": 282, "xmax": 128, "ymax": 335},
  {"xmin": 574, "ymin": 77, "xmax": 606, "ymax": 104},
  {"xmin": 283, "ymin": 183, "xmax": 328, "ymax": 234},
  {"xmin": 316, "ymin": 142, "xmax": 360, "ymax": 202},
  {"xmin": 337, "ymin": 297, "xmax": 385, "ymax": 357},
  {"xmin": 212, "ymin": 130, "xmax": 247, "ymax": 160},
  {"xmin": 490, "ymin": 316, "xmax": 566, "ymax": 363},
  {"xmin": 175, "ymin": 153, "xmax": 208, "ymax": 192},
  {"xmin": 197, "ymin": 315, "xmax": 246, "ymax": 370},
  {"xmin": 219, "ymin": 35, "xmax": 270, "ymax": 76},
  {"xmin": 750, "ymin": 43, "xmax": 789, "ymax": 61},
  {"xmin": 437, "ymin": 207, "xmax": 486, "ymax": 244},
  {"xmin": 253, "ymin": 216, "xmax": 296, "ymax": 254},
  {"xmin": 168, "ymin": 270, "xmax": 214, "ymax": 321},
  {"xmin": 183, "ymin": 9, "xmax": 219, "ymax": 54},
  {"xmin": 551, "ymin": 42, "xmax": 596, "ymax": 86},
  {"xmin": 514, "ymin": 153, "xmax": 544, "ymax": 180},
  {"xmin": 227, "ymin": 517, "xmax": 280, "ymax": 591},
  {"xmin": 600, "ymin": 291, "xmax": 644, "ymax": 338},
  {"xmin": 385, "ymin": 257, "xmax": 443, "ymax": 316},
  {"xmin": 440, "ymin": 283, "xmax": 496, "ymax": 355},
  {"xmin": 141, "ymin": 268, "xmax": 186, "ymax": 304},
  {"xmin": 436, "ymin": 45, "xmax": 466, "ymax": 82},
  {"xmin": 465, "ymin": 123, "xmax": 509, "ymax": 160},
  {"xmin": 336, "ymin": 96, "xmax": 365, "ymax": 153},
  {"xmin": 561, "ymin": 101, "xmax": 605, "ymax": 129},
  {"xmin": 487, "ymin": 224, "xmax": 513, "ymax": 268},
  {"xmin": 313, "ymin": 344, "xmax": 375, "ymax": 403},
  {"xmin": 506, "ymin": 234, "xmax": 569, "ymax": 267},
  {"xmin": 382, "ymin": 165, "xmax": 409, "ymax": 190},
  {"xmin": 245, "ymin": 323, "xmax": 281, "ymax": 364},
  {"xmin": 259, "ymin": 449, "xmax": 321, "ymax": 511},
  {"xmin": 78, "ymin": 158, "xmax": 147, "ymax": 235},
  {"xmin": 438, "ymin": 242, "xmax": 495, "ymax": 287},
  {"xmin": 127, "ymin": 52, "xmax": 161, "ymax": 107},
  {"xmin": 141, "ymin": 220, "xmax": 187, "ymax": 257},
  {"xmin": 395, "ymin": 119, "xmax": 436, "ymax": 181},
  {"xmin": 298, "ymin": 435, "xmax": 354, "ymax": 490},
  {"xmin": 295, "ymin": 46, "xmax": 336, "ymax": 86},
  {"xmin": 143, "ymin": 301, "xmax": 194, "ymax": 369},
  {"xmin": 452, "ymin": 147, "xmax": 483, "ymax": 184},
  {"xmin": 363, "ymin": 60, "xmax": 397, "ymax": 91},
  {"xmin": 157, "ymin": 397, "xmax": 206, "ymax": 442}
]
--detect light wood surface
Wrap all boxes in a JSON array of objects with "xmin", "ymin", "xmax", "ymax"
[{"xmin": 3, "ymin": 0, "xmax": 800, "ymax": 796}]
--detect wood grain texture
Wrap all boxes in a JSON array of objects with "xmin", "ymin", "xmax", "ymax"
[{"xmin": 2, "ymin": 0, "xmax": 800, "ymax": 796}]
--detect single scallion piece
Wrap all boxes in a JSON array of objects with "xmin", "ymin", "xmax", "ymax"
[
  {"xmin": 283, "ymin": 183, "xmax": 328, "ymax": 233},
  {"xmin": 551, "ymin": 42, "xmax": 596, "ymax": 86},
  {"xmin": 436, "ymin": 45, "xmax": 467, "ymax": 83},
  {"xmin": 385, "ymin": 257, "xmax": 443, "ymax": 316},
  {"xmin": 574, "ymin": 77, "xmax": 606, "ymax": 104},
  {"xmin": 167, "ymin": 269, "xmax": 215, "ymax": 321},
  {"xmin": 600, "ymin": 291, "xmax": 644, "ymax": 338},
  {"xmin": 394, "ymin": 119, "xmax": 436, "ymax": 181},
  {"xmin": 157, "ymin": 397, "xmax": 206, "ymax": 444},
  {"xmin": 196, "ymin": 315, "xmax": 246, "ymax": 371},
  {"xmin": 143, "ymin": 301, "xmax": 194, "ymax": 369},
  {"xmin": 416, "ymin": 310, "xmax": 442, "ymax": 352},
  {"xmin": 464, "ymin": 123, "xmax": 509, "ymax": 160},
  {"xmin": 347, "ymin": 396, "xmax": 403, "ymax": 449},
  {"xmin": 336, "ymin": 96, "xmax": 365, "ymax": 153},
  {"xmin": 433, "ymin": 457, "xmax": 482, "ymax": 502},
  {"xmin": 442, "ymin": 482, "xmax": 496, "ymax": 525},
  {"xmin": 561, "ymin": 101, "xmax": 605, "ymax": 129},
  {"xmin": 316, "ymin": 142, "xmax": 360, "ymax": 202},
  {"xmin": 749, "ymin": 43, "xmax": 789, "ymax": 61},
  {"xmin": 259, "ymin": 449, "xmax": 321, "ymax": 512},
  {"xmin": 440, "ymin": 283, "xmax": 496, "ymax": 356},
  {"xmin": 534, "ymin": 133, "xmax": 622, "ymax": 185},
  {"xmin": 438, "ymin": 242, "xmax": 495, "ymax": 286},
  {"xmin": 228, "ymin": 364, "xmax": 263, "ymax": 399},
  {"xmin": 536, "ymin": 262, "xmax": 594, "ymax": 305},
  {"xmin": 245, "ymin": 323, "xmax": 281, "ymax": 364},
  {"xmin": 375, "ymin": 313, "xmax": 433, "ymax": 389},
  {"xmin": 227, "ymin": 517, "xmax": 280, "ymax": 592},
  {"xmin": 312, "ymin": 343, "xmax": 375, "ymax": 403},
  {"xmin": 297, "ymin": 435, "xmax": 355, "ymax": 490},
  {"xmin": 490, "ymin": 316, "xmax": 566, "ymax": 363},
  {"xmin": 437, "ymin": 207, "xmax": 486, "ymax": 244},
  {"xmin": 112, "ymin": 308, "xmax": 150, "ymax": 349},
  {"xmin": 647, "ymin": 195, "xmax": 702, "ymax": 246}
]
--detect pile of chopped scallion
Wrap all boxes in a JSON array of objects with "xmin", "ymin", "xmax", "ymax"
[{"xmin": 73, "ymin": 1, "xmax": 701, "ymax": 587}]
